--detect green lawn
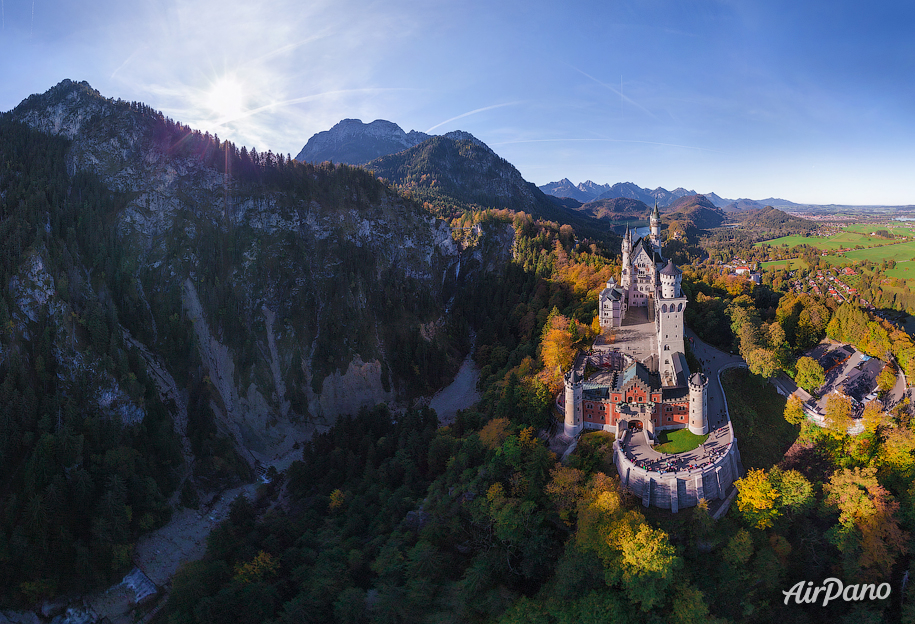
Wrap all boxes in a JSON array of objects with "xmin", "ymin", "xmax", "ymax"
[
  {"xmin": 722, "ymin": 368, "xmax": 798, "ymax": 469},
  {"xmin": 654, "ymin": 428, "xmax": 708, "ymax": 454}
]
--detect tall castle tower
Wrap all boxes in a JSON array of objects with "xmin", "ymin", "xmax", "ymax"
[
  {"xmin": 620, "ymin": 225, "xmax": 632, "ymax": 290},
  {"xmin": 656, "ymin": 260, "xmax": 686, "ymax": 384},
  {"xmin": 649, "ymin": 202, "xmax": 661, "ymax": 250},
  {"xmin": 688, "ymin": 373, "xmax": 709, "ymax": 435},
  {"xmin": 564, "ymin": 370, "xmax": 583, "ymax": 437}
]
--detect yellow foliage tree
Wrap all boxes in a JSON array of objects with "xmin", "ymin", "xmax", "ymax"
[
  {"xmin": 234, "ymin": 550, "xmax": 279, "ymax": 584},
  {"xmin": 479, "ymin": 418, "xmax": 511, "ymax": 450},
  {"xmin": 735, "ymin": 468, "xmax": 780, "ymax": 529}
]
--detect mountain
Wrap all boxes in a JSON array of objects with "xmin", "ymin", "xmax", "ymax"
[
  {"xmin": 723, "ymin": 198, "xmax": 769, "ymax": 212},
  {"xmin": 539, "ymin": 180, "xmax": 699, "ymax": 206},
  {"xmin": 703, "ymin": 192, "xmax": 731, "ymax": 208},
  {"xmin": 575, "ymin": 197, "xmax": 650, "ymax": 221},
  {"xmin": 365, "ymin": 133, "xmax": 612, "ymax": 239},
  {"xmin": 757, "ymin": 197, "xmax": 799, "ymax": 207},
  {"xmin": 295, "ymin": 118, "xmax": 431, "ymax": 165},
  {"xmin": 664, "ymin": 194, "xmax": 726, "ymax": 231},
  {"xmin": 538, "ymin": 178, "xmax": 595, "ymax": 202},
  {"xmin": 0, "ymin": 80, "xmax": 525, "ymax": 596}
]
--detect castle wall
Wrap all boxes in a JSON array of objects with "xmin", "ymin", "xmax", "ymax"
[{"xmin": 613, "ymin": 432, "xmax": 742, "ymax": 511}]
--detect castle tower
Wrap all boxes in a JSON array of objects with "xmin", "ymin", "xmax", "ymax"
[
  {"xmin": 620, "ymin": 225, "xmax": 632, "ymax": 290},
  {"xmin": 564, "ymin": 369, "xmax": 583, "ymax": 437},
  {"xmin": 656, "ymin": 260, "xmax": 686, "ymax": 383},
  {"xmin": 659, "ymin": 259, "xmax": 682, "ymax": 299},
  {"xmin": 688, "ymin": 372, "xmax": 709, "ymax": 435},
  {"xmin": 650, "ymin": 202, "xmax": 661, "ymax": 249}
]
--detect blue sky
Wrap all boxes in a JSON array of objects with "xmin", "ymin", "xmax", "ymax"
[{"xmin": 1, "ymin": 0, "xmax": 913, "ymax": 204}]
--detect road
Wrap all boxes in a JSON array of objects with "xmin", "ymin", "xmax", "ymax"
[{"xmin": 684, "ymin": 328, "xmax": 746, "ymax": 430}]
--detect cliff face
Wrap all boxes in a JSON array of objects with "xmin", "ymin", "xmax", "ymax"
[{"xmin": 6, "ymin": 80, "xmax": 505, "ymax": 467}]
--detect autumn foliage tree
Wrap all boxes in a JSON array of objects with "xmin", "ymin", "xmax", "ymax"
[{"xmin": 823, "ymin": 467, "xmax": 908, "ymax": 581}]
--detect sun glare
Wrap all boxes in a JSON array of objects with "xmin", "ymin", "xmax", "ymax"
[{"xmin": 205, "ymin": 77, "xmax": 246, "ymax": 120}]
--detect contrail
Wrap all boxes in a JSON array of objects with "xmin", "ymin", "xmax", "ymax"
[
  {"xmin": 111, "ymin": 48, "xmax": 143, "ymax": 79},
  {"xmin": 426, "ymin": 102, "xmax": 520, "ymax": 133},
  {"xmin": 569, "ymin": 65, "xmax": 657, "ymax": 119},
  {"xmin": 489, "ymin": 137, "xmax": 719, "ymax": 153},
  {"xmin": 30, "ymin": 0, "xmax": 34, "ymax": 38}
]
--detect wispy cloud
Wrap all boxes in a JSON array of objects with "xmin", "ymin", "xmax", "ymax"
[
  {"xmin": 490, "ymin": 137, "xmax": 719, "ymax": 153},
  {"xmin": 426, "ymin": 102, "xmax": 521, "ymax": 133},
  {"xmin": 209, "ymin": 87, "xmax": 421, "ymax": 128}
]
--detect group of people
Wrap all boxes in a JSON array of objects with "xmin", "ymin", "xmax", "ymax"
[{"xmin": 621, "ymin": 440, "xmax": 731, "ymax": 475}]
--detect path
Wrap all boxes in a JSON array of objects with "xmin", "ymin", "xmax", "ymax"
[
  {"xmin": 429, "ymin": 354, "xmax": 481, "ymax": 425},
  {"xmin": 684, "ymin": 328, "xmax": 745, "ymax": 430}
]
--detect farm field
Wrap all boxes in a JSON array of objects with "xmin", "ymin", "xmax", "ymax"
[
  {"xmin": 886, "ymin": 260, "xmax": 915, "ymax": 280},
  {"xmin": 758, "ymin": 226, "xmax": 910, "ymax": 252},
  {"xmin": 841, "ymin": 240, "xmax": 915, "ymax": 262},
  {"xmin": 760, "ymin": 258, "xmax": 809, "ymax": 271}
]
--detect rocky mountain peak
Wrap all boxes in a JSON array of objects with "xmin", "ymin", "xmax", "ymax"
[{"xmin": 295, "ymin": 118, "xmax": 431, "ymax": 165}]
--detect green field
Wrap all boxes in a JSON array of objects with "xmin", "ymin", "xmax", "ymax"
[
  {"xmin": 655, "ymin": 428, "xmax": 708, "ymax": 454},
  {"xmin": 757, "ymin": 229, "xmax": 898, "ymax": 251},
  {"xmin": 840, "ymin": 240, "xmax": 915, "ymax": 262},
  {"xmin": 760, "ymin": 258, "xmax": 809, "ymax": 271},
  {"xmin": 887, "ymin": 260, "xmax": 915, "ymax": 280}
]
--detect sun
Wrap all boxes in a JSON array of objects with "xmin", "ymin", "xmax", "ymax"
[{"xmin": 205, "ymin": 77, "xmax": 246, "ymax": 120}]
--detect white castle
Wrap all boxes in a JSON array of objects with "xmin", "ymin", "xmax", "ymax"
[{"xmin": 563, "ymin": 204, "xmax": 708, "ymax": 439}]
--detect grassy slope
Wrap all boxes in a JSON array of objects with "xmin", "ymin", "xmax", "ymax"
[{"xmin": 722, "ymin": 368, "xmax": 799, "ymax": 469}]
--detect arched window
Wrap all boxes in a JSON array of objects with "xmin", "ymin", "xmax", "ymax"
[
  {"xmin": 678, "ymin": 303, "xmax": 683, "ymax": 312},
  {"xmin": 661, "ymin": 304, "xmax": 668, "ymax": 313}
]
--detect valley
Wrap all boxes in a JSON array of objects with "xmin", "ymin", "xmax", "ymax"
[{"xmin": 1, "ymin": 80, "xmax": 914, "ymax": 624}]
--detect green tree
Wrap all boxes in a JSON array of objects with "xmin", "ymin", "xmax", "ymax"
[{"xmin": 795, "ymin": 356, "xmax": 825, "ymax": 393}]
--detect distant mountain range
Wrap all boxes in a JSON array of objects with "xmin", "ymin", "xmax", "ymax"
[
  {"xmin": 295, "ymin": 119, "xmax": 615, "ymax": 239},
  {"xmin": 539, "ymin": 179, "xmax": 702, "ymax": 207},
  {"xmin": 293, "ymin": 120, "xmax": 806, "ymax": 227},
  {"xmin": 538, "ymin": 179, "xmax": 799, "ymax": 210}
]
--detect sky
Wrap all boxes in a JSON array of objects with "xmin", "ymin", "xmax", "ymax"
[{"xmin": 0, "ymin": 0, "xmax": 913, "ymax": 205}]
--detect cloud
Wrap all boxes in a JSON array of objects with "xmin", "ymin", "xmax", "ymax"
[
  {"xmin": 426, "ymin": 102, "xmax": 521, "ymax": 133},
  {"xmin": 490, "ymin": 137, "xmax": 719, "ymax": 153}
]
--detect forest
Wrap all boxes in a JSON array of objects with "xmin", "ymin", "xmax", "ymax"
[
  {"xmin": 3, "ymin": 88, "xmax": 915, "ymax": 622},
  {"xmin": 154, "ymin": 215, "xmax": 915, "ymax": 623}
]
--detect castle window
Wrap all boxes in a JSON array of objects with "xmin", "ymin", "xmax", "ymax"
[{"xmin": 678, "ymin": 303, "xmax": 683, "ymax": 311}]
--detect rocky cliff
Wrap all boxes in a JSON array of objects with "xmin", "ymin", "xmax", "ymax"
[{"xmin": 6, "ymin": 80, "xmax": 506, "ymax": 469}]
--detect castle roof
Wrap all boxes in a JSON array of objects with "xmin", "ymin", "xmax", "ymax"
[
  {"xmin": 630, "ymin": 237, "xmax": 664, "ymax": 264},
  {"xmin": 614, "ymin": 362, "xmax": 660, "ymax": 393},
  {"xmin": 659, "ymin": 260, "xmax": 682, "ymax": 277}
]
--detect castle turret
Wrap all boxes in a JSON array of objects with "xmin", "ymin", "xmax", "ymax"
[
  {"xmin": 620, "ymin": 225, "xmax": 632, "ymax": 289},
  {"xmin": 659, "ymin": 260, "xmax": 682, "ymax": 299},
  {"xmin": 688, "ymin": 372, "xmax": 709, "ymax": 435},
  {"xmin": 564, "ymin": 369, "xmax": 583, "ymax": 437},
  {"xmin": 650, "ymin": 202, "xmax": 661, "ymax": 249}
]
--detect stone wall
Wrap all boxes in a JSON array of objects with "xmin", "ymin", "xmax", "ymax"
[{"xmin": 613, "ymin": 433, "xmax": 743, "ymax": 511}]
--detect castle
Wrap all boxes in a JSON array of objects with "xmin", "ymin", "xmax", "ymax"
[{"xmin": 563, "ymin": 204, "xmax": 709, "ymax": 439}]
